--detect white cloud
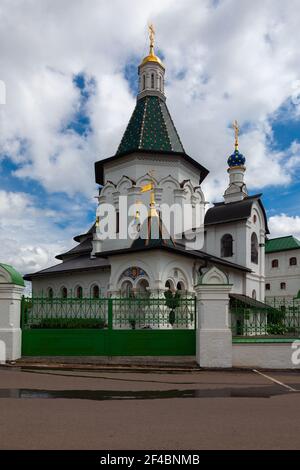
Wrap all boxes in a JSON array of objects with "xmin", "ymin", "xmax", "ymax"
[
  {"xmin": 0, "ymin": 189, "xmax": 94, "ymax": 273},
  {"xmin": 1, "ymin": 0, "xmax": 300, "ymax": 270},
  {"xmin": 268, "ymin": 214, "xmax": 300, "ymax": 240}
]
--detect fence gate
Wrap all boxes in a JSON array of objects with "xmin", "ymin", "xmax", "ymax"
[{"xmin": 21, "ymin": 296, "xmax": 196, "ymax": 356}]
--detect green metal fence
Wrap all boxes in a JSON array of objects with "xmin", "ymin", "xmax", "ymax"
[
  {"xmin": 230, "ymin": 297, "xmax": 300, "ymax": 340},
  {"xmin": 21, "ymin": 296, "xmax": 196, "ymax": 356}
]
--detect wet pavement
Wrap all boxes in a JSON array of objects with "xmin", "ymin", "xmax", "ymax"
[{"xmin": 0, "ymin": 366, "xmax": 299, "ymax": 449}]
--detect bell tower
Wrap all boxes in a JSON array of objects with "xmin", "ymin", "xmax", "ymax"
[
  {"xmin": 224, "ymin": 120, "xmax": 248, "ymax": 204},
  {"xmin": 138, "ymin": 24, "xmax": 165, "ymax": 101}
]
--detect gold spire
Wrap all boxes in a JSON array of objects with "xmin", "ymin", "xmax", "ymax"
[
  {"xmin": 149, "ymin": 23, "xmax": 155, "ymax": 55},
  {"xmin": 140, "ymin": 23, "xmax": 164, "ymax": 68},
  {"xmin": 233, "ymin": 120, "xmax": 239, "ymax": 150}
]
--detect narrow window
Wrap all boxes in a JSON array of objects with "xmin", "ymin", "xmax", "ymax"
[
  {"xmin": 48, "ymin": 288, "xmax": 53, "ymax": 299},
  {"xmin": 290, "ymin": 257, "xmax": 297, "ymax": 266},
  {"xmin": 221, "ymin": 234, "xmax": 233, "ymax": 257},
  {"xmin": 272, "ymin": 259, "xmax": 279, "ymax": 268},
  {"xmin": 142, "ymin": 74, "xmax": 146, "ymax": 90},
  {"xmin": 92, "ymin": 285, "xmax": 100, "ymax": 299},
  {"xmin": 252, "ymin": 290, "xmax": 257, "ymax": 300},
  {"xmin": 61, "ymin": 287, "xmax": 67, "ymax": 298},
  {"xmin": 76, "ymin": 286, "xmax": 83, "ymax": 299},
  {"xmin": 251, "ymin": 232, "xmax": 259, "ymax": 264},
  {"xmin": 151, "ymin": 73, "xmax": 154, "ymax": 88},
  {"xmin": 116, "ymin": 211, "xmax": 120, "ymax": 234},
  {"xmin": 280, "ymin": 282, "xmax": 286, "ymax": 290},
  {"xmin": 265, "ymin": 283, "xmax": 270, "ymax": 291}
]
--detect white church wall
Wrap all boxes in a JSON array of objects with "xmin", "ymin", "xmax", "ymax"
[
  {"xmin": 205, "ymin": 221, "xmax": 246, "ymax": 267},
  {"xmin": 108, "ymin": 250, "xmax": 195, "ymax": 294},
  {"xmin": 32, "ymin": 268, "xmax": 111, "ymax": 297},
  {"xmin": 233, "ymin": 343, "xmax": 300, "ymax": 369},
  {"xmin": 103, "ymin": 153, "xmax": 201, "ymax": 188}
]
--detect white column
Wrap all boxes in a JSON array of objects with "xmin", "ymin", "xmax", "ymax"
[
  {"xmin": 0, "ymin": 284, "xmax": 24, "ymax": 361},
  {"xmin": 194, "ymin": 266, "xmax": 233, "ymax": 368}
]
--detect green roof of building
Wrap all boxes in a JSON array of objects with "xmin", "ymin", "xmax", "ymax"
[
  {"xmin": 265, "ymin": 236, "xmax": 300, "ymax": 253},
  {"xmin": 117, "ymin": 96, "xmax": 184, "ymax": 155},
  {"xmin": 0, "ymin": 263, "xmax": 25, "ymax": 286}
]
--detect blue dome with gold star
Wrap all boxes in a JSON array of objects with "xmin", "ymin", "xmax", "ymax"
[{"xmin": 227, "ymin": 149, "xmax": 246, "ymax": 167}]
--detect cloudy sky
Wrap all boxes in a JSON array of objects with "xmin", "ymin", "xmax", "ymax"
[{"xmin": 0, "ymin": 0, "xmax": 300, "ymax": 274}]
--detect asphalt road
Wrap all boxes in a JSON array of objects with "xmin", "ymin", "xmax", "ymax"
[{"xmin": 0, "ymin": 366, "xmax": 300, "ymax": 450}]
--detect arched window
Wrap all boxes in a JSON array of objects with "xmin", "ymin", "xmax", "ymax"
[
  {"xmin": 92, "ymin": 285, "xmax": 100, "ymax": 299},
  {"xmin": 142, "ymin": 74, "xmax": 146, "ymax": 90},
  {"xmin": 165, "ymin": 280, "xmax": 175, "ymax": 291},
  {"xmin": 121, "ymin": 280, "xmax": 133, "ymax": 298},
  {"xmin": 76, "ymin": 286, "xmax": 83, "ymax": 299},
  {"xmin": 253, "ymin": 214, "xmax": 257, "ymax": 223},
  {"xmin": 265, "ymin": 283, "xmax": 270, "ymax": 291},
  {"xmin": 177, "ymin": 281, "xmax": 185, "ymax": 291},
  {"xmin": 136, "ymin": 279, "xmax": 150, "ymax": 298},
  {"xmin": 151, "ymin": 73, "xmax": 155, "ymax": 88},
  {"xmin": 280, "ymin": 282, "xmax": 286, "ymax": 290},
  {"xmin": 252, "ymin": 289, "xmax": 257, "ymax": 300},
  {"xmin": 221, "ymin": 234, "xmax": 233, "ymax": 258},
  {"xmin": 290, "ymin": 257, "xmax": 297, "ymax": 266},
  {"xmin": 159, "ymin": 75, "xmax": 162, "ymax": 91},
  {"xmin": 48, "ymin": 287, "xmax": 53, "ymax": 299},
  {"xmin": 251, "ymin": 233, "xmax": 258, "ymax": 264},
  {"xmin": 61, "ymin": 286, "xmax": 67, "ymax": 299},
  {"xmin": 272, "ymin": 259, "xmax": 279, "ymax": 268}
]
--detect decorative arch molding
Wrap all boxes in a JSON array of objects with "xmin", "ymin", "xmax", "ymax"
[
  {"xmin": 100, "ymin": 181, "xmax": 116, "ymax": 198},
  {"xmin": 158, "ymin": 175, "xmax": 180, "ymax": 190},
  {"xmin": 112, "ymin": 259, "xmax": 155, "ymax": 291},
  {"xmin": 116, "ymin": 175, "xmax": 135, "ymax": 194},
  {"xmin": 161, "ymin": 261, "xmax": 192, "ymax": 291},
  {"xmin": 136, "ymin": 173, "xmax": 158, "ymax": 188},
  {"xmin": 193, "ymin": 187, "xmax": 205, "ymax": 204},
  {"xmin": 199, "ymin": 266, "xmax": 229, "ymax": 285}
]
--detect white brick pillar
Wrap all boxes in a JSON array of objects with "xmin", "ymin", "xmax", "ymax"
[
  {"xmin": 195, "ymin": 266, "xmax": 233, "ymax": 368},
  {"xmin": 0, "ymin": 264, "xmax": 24, "ymax": 361}
]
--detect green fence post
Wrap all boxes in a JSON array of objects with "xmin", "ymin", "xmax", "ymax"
[
  {"xmin": 20, "ymin": 295, "xmax": 25, "ymax": 329},
  {"xmin": 108, "ymin": 298, "xmax": 113, "ymax": 330}
]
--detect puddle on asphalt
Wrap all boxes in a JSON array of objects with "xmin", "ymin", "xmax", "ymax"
[{"xmin": 0, "ymin": 386, "xmax": 294, "ymax": 400}]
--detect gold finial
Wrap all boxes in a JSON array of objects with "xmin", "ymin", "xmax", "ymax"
[
  {"xmin": 148, "ymin": 23, "xmax": 155, "ymax": 55},
  {"xmin": 141, "ymin": 170, "xmax": 158, "ymax": 217},
  {"xmin": 233, "ymin": 120, "xmax": 239, "ymax": 150}
]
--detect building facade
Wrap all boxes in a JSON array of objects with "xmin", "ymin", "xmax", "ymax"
[{"xmin": 265, "ymin": 236, "xmax": 300, "ymax": 301}]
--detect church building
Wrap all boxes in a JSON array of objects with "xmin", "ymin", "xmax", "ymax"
[{"xmin": 25, "ymin": 30, "xmax": 269, "ymax": 304}]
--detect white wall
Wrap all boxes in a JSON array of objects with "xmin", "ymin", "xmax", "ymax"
[
  {"xmin": 108, "ymin": 250, "xmax": 195, "ymax": 294},
  {"xmin": 265, "ymin": 248, "xmax": 300, "ymax": 299},
  {"xmin": 205, "ymin": 200, "xmax": 266, "ymax": 301},
  {"xmin": 103, "ymin": 153, "xmax": 201, "ymax": 188},
  {"xmin": 233, "ymin": 343, "xmax": 300, "ymax": 369},
  {"xmin": 32, "ymin": 268, "xmax": 110, "ymax": 297}
]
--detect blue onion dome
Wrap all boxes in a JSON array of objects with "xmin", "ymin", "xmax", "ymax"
[{"xmin": 227, "ymin": 148, "xmax": 246, "ymax": 167}]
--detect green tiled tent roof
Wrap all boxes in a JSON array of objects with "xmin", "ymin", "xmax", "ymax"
[
  {"xmin": 265, "ymin": 236, "xmax": 300, "ymax": 253},
  {"xmin": 117, "ymin": 96, "xmax": 184, "ymax": 154}
]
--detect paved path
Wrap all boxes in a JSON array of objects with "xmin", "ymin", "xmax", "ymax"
[{"xmin": 0, "ymin": 366, "xmax": 300, "ymax": 449}]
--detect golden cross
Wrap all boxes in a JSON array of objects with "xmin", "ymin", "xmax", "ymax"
[
  {"xmin": 233, "ymin": 120, "xmax": 239, "ymax": 149},
  {"xmin": 148, "ymin": 23, "xmax": 155, "ymax": 52}
]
